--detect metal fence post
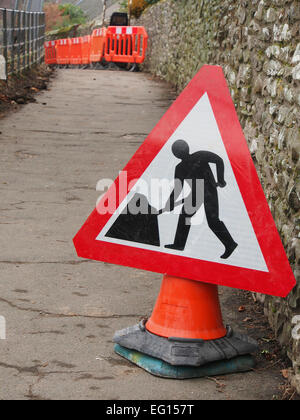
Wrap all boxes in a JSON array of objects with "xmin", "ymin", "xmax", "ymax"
[
  {"xmin": 42, "ymin": 12, "xmax": 45, "ymax": 62},
  {"xmin": 3, "ymin": 9, "xmax": 8, "ymax": 78},
  {"xmin": 30, "ymin": 12, "xmax": 33, "ymax": 66},
  {"xmin": 11, "ymin": 9, "xmax": 15, "ymax": 74},
  {"xmin": 39, "ymin": 12, "xmax": 44, "ymax": 63},
  {"xmin": 26, "ymin": 10, "xmax": 30, "ymax": 68},
  {"xmin": 17, "ymin": 10, "xmax": 21, "ymax": 73},
  {"xmin": 27, "ymin": 0, "xmax": 32, "ymax": 12},
  {"xmin": 32, "ymin": 12, "xmax": 35, "ymax": 65},
  {"xmin": 22, "ymin": 10, "xmax": 26, "ymax": 71},
  {"xmin": 35, "ymin": 13, "xmax": 38, "ymax": 64}
]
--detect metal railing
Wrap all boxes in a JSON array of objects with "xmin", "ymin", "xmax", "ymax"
[
  {"xmin": 1, "ymin": 1, "xmax": 44, "ymax": 13},
  {"xmin": 0, "ymin": 7, "xmax": 45, "ymax": 76}
]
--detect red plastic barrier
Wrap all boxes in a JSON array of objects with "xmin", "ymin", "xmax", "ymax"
[
  {"xmin": 56, "ymin": 38, "xmax": 71, "ymax": 65},
  {"xmin": 70, "ymin": 37, "xmax": 83, "ymax": 65},
  {"xmin": 44, "ymin": 40, "xmax": 57, "ymax": 65},
  {"xmin": 104, "ymin": 26, "xmax": 148, "ymax": 64},
  {"xmin": 82, "ymin": 35, "xmax": 91, "ymax": 65},
  {"xmin": 90, "ymin": 28, "xmax": 107, "ymax": 63}
]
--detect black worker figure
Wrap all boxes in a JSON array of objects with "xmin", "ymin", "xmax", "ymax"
[{"xmin": 160, "ymin": 140, "xmax": 238, "ymax": 259}]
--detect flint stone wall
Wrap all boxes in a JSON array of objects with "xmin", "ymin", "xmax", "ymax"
[{"xmin": 136, "ymin": 0, "xmax": 300, "ymax": 392}]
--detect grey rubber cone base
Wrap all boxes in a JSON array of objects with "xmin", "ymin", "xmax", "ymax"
[
  {"xmin": 114, "ymin": 344, "xmax": 256, "ymax": 379},
  {"xmin": 113, "ymin": 321, "xmax": 258, "ymax": 367}
]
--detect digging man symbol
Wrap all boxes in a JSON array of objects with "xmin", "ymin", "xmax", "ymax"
[{"xmin": 160, "ymin": 140, "xmax": 238, "ymax": 259}]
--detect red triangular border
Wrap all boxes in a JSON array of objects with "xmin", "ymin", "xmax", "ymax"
[{"xmin": 73, "ymin": 65, "xmax": 296, "ymax": 297}]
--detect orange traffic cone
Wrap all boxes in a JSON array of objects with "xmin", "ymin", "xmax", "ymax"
[
  {"xmin": 114, "ymin": 274, "xmax": 258, "ymax": 376},
  {"xmin": 146, "ymin": 275, "xmax": 227, "ymax": 340}
]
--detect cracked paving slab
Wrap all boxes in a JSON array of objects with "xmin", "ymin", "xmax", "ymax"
[{"xmin": 0, "ymin": 69, "xmax": 285, "ymax": 400}]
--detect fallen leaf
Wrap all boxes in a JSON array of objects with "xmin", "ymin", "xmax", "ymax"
[
  {"xmin": 243, "ymin": 317, "xmax": 252, "ymax": 322},
  {"xmin": 238, "ymin": 306, "xmax": 246, "ymax": 312},
  {"xmin": 281, "ymin": 369, "xmax": 289, "ymax": 379}
]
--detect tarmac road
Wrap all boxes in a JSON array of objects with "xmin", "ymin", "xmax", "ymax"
[{"xmin": 0, "ymin": 69, "xmax": 287, "ymax": 400}]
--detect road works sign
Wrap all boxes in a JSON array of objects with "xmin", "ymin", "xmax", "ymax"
[{"xmin": 74, "ymin": 65, "xmax": 296, "ymax": 297}]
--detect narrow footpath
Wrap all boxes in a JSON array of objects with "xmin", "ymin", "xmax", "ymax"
[{"xmin": 0, "ymin": 69, "xmax": 291, "ymax": 400}]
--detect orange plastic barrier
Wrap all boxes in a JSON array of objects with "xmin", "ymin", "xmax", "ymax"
[
  {"xmin": 104, "ymin": 26, "xmax": 148, "ymax": 64},
  {"xmin": 44, "ymin": 40, "xmax": 57, "ymax": 65},
  {"xmin": 82, "ymin": 35, "xmax": 91, "ymax": 65},
  {"xmin": 49, "ymin": 25, "xmax": 148, "ymax": 67},
  {"xmin": 90, "ymin": 28, "xmax": 107, "ymax": 63},
  {"xmin": 70, "ymin": 37, "xmax": 83, "ymax": 65},
  {"xmin": 56, "ymin": 38, "xmax": 71, "ymax": 65}
]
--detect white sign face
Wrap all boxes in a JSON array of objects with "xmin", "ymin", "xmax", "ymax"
[
  {"xmin": 97, "ymin": 93, "xmax": 268, "ymax": 273},
  {"xmin": 0, "ymin": 55, "xmax": 6, "ymax": 80}
]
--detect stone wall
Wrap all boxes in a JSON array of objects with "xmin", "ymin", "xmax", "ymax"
[{"xmin": 136, "ymin": 0, "xmax": 300, "ymax": 392}]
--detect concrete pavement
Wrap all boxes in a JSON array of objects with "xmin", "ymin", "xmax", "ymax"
[{"xmin": 0, "ymin": 69, "xmax": 286, "ymax": 400}]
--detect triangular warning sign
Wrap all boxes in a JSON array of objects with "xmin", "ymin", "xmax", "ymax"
[{"xmin": 73, "ymin": 65, "xmax": 296, "ymax": 297}]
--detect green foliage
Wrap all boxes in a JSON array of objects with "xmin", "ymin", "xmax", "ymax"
[
  {"xmin": 120, "ymin": 0, "xmax": 162, "ymax": 15},
  {"xmin": 119, "ymin": 0, "xmax": 128, "ymax": 12},
  {"xmin": 58, "ymin": 3, "xmax": 87, "ymax": 27}
]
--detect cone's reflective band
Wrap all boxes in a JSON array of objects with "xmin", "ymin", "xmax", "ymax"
[{"xmin": 146, "ymin": 275, "xmax": 227, "ymax": 340}]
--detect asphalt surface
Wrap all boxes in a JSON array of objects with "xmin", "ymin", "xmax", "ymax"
[{"xmin": 0, "ymin": 69, "xmax": 285, "ymax": 400}]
